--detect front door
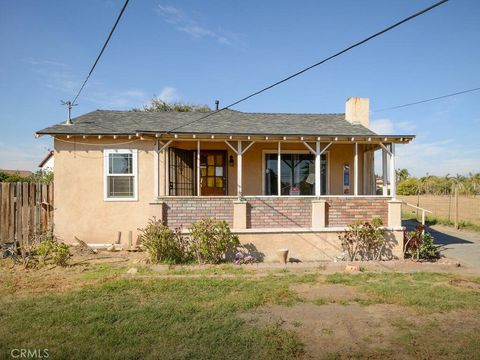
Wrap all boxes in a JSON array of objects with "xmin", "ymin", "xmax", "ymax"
[{"xmin": 200, "ymin": 151, "xmax": 227, "ymax": 196}]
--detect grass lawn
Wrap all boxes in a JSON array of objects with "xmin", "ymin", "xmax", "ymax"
[{"xmin": 0, "ymin": 263, "xmax": 479, "ymax": 359}]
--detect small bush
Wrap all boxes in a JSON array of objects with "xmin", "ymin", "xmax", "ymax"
[
  {"xmin": 404, "ymin": 225, "xmax": 442, "ymax": 260},
  {"xmin": 189, "ymin": 218, "xmax": 240, "ymax": 264},
  {"xmin": 35, "ymin": 229, "xmax": 71, "ymax": 267},
  {"xmin": 338, "ymin": 218, "xmax": 386, "ymax": 261},
  {"xmin": 36, "ymin": 230, "xmax": 56, "ymax": 263},
  {"xmin": 138, "ymin": 218, "xmax": 190, "ymax": 264},
  {"xmin": 52, "ymin": 243, "xmax": 70, "ymax": 267}
]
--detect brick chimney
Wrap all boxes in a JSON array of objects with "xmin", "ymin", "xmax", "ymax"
[{"xmin": 345, "ymin": 97, "xmax": 369, "ymax": 128}]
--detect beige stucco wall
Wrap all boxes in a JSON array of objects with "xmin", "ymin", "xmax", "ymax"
[
  {"xmin": 54, "ymin": 137, "xmax": 162, "ymax": 244},
  {"xmin": 238, "ymin": 229, "xmax": 403, "ymax": 262},
  {"xmin": 53, "ymin": 137, "xmax": 374, "ymax": 245}
]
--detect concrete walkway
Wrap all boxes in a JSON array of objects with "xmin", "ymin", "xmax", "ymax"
[{"xmin": 404, "ymin": 220, "xmax": 480, "ymax": 271}]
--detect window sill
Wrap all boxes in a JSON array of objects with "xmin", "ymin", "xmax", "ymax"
[{"xmin": 104, "ymin": 197, "xmax": 138, "ymax": 202}]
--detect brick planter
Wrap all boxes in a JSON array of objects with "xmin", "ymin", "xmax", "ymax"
[
  {"xmin": 159, "ymin": 197, "xmax": 235, "ymax": 228},
  {"xmin": 246, "ymin": 197, "xmax": 312, "ymax": 228},
  {"xmin": 325, "ymin": 197, "xmax": 388, "ymax": 227}
]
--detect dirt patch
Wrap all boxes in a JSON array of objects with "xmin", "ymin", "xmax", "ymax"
[
  {"xmin": 290, "ymin": 282, "xmax": 366, "ymax": 303},
  {"xmin": 241, "ymin": 303, "xmax": 480, "ymax": 359},
  {"xmin": 0, "ymin": 264, "xmax": 88, "ymax": 297},
  {"xmin": 449, "ymin": 278, "xmax": 480, "ymax": 290},
  {"xmin": 241, "ymin": 303, "xmax": 404, "ymax": 358}
]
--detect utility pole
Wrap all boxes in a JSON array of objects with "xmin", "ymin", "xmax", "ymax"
[{"xmin": 61, "ymin": 100, "xmax": 77, "ymax": 125}]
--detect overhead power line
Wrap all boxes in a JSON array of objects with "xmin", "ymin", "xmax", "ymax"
[
  {"xmin": 372, "ymin": 86, "xmax": 480, "ymax": 113},
  {"xmin": 70, "ymin": 0, "xmax": 130, "ymax": 105},
  {"xmin": 166, "ymin": 0, "xmax": 448, "ymax": 133}
]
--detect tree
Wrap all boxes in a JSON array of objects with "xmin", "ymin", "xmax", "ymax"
[
  {"xmin": 0, "ymin": 172, "xmax": 30, "ymax": 183},
  {"xmin": 395, "ymin": 168, "xmax": 410, "ymax": 183},
  {"xmin": 31, "ymin": 170, "xmax": 54, "ymax": 184},
  {"xmin": 0, "ymin": 170, "xmax": 53, "ymax": 184},
  {"xmin": 133, "ymin": 98, "xmax": 211, "ymax": 113},
  {"xmin": 397, "ymin": 178, "xmax": 420, "ymax": 195}
]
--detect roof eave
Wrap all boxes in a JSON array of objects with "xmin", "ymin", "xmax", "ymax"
[{"xmin": 38, "ymin": 131, "xmax": 415, "ymax": 143}]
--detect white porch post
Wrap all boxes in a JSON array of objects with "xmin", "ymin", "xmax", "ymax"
[
  {"xmin": 354, "ymin": 142, "xmax": 358, "ymax": 196},
  {"xmin": 315, "ymin": 141, "xmax": 321, "ymax": 196},
  {"xmin": 158, "ymin": 140, "xmax": 172, "ymax": 196},
  {"xmin": 196, "ymin": 140, "xmax": 200, "ymax": 196},
  {"xmin": 237, "ymin": 141, "xmax": 242, "ymax": 198},
  {"xmin": 154, "ymin": 140, "xmax": 159, "ymax": 198},
  {"xmin": 277, "ymin": 141, "xmax": 281, "ymax": 196},
  {"xmin": 363, "ymin": 152, "xmax": 367, "ymax": 195},
  {"xmin": 390, "ymin": 143, "xmax": 396, "ymax": 199},
  {"xmin": 382, "ymin": 148, "xmax": 388, "ymax": 196}
]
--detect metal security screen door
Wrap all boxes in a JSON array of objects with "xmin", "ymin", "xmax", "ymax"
[
  {"xmin": 169, "ymin": 148, "xmax": 195, "ymax": 196},
  {"xmin": 169, "ymin": 148, "xmax": 227, "ymax": 196}
]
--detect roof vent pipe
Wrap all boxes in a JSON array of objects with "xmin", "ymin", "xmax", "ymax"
[{"xmin": 215, "ymin": 100, "xmax": 219, "ymax": 111}]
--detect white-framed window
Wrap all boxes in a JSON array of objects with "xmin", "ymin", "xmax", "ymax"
[
  {"xmin": 104, "ymin": 149, "xmax": 138, "ymax": 201},
  {"xmin": 262, "ymin": 150, "xmax": 329, "ymax": 196}
]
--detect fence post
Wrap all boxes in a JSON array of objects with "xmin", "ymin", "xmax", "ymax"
[
  {"xmin": 9, "ymin": 184, "xmax": 15, "ymax": 242},
  {"xmin": 29, "ymin": 183, "xmax": 35, "ymax": 240},
  {"xmin": 454, "ymin": 186, "xmax": 459, "ymax": 229},
  {"xmin": 22, "ymin": 183, "xmax": 29, "ymax": 247},
  {"xmin": 15, "ymin": 182, "xmax": 23, "ymax": 255},
  {"xmin": 421, "ymin": 210, "xmax": 426, "ymax": 234}
]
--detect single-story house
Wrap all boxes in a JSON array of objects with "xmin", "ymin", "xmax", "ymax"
[
  {"xmin": 38, "ymin": 150, "xmax": 54, "ymax": 172},
  {"xmin": 36, "ymin": 97, "xmax": 414, "ymax": 261}
]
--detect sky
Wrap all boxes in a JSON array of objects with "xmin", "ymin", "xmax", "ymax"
[{"xmin": 0, "ymin": 0, "xmax": 479, "ymax": 177}]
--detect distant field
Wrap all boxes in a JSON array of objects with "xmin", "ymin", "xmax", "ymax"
[{"xmin": 399, "ymin": 195, "xmax": 480, "ymax": 225}]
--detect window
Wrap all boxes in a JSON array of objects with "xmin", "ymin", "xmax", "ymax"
[
  {"xmin": 104, "ymin": 149, "xmax": 138, "ymax": 201},
  {"xmin": 264, "ymin": 152, "xmax": 328, "ymax": 195}
]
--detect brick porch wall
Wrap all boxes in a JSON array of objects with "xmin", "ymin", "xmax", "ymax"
[
  {"xmin": 325, "ymin": 197, "xmax": 389, "ymax": 227},
  {"xmin": 246, "ymin": 197, "xmax": 312, "ymax": 228},
  {"xmin": 157, "ymin": 196, "xmax": 389, "ymax": 229},
  {"xmin": 160, "ymin": 197, "xmax": 234, "ymax": 228}
]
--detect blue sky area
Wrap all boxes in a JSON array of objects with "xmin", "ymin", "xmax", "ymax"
[{"xmin": 0, "ymin": 0, "xmax": 479, "ymax": 176}]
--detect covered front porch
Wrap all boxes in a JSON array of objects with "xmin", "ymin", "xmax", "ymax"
[
  {"xmin": 150, "ymin": 134, "xmax": 406, "ymax": 231},
  {"xmin": 154, "ymin": 136, "xmax": 400, "ymax": 198}
]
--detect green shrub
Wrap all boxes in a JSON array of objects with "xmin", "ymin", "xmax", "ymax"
[
  {"xmin": 36, "ymin": 237, "xmax": 55, "ymax": 264},
  {"xmin": 138, "ymin": 218, "xmax": 190, "ymax": 264},
  {"xmin": 189, "ymin": 218, "xmax": 240, "ymax": 264},
  {"xmin": 397, "ymin": 178, "xmax": 421, "ymax": 195},
  {"xmin": 52, "ymin": 243, "xmax": 70, "ymax": 266},
  {"xmin": 35, "ymin": 229, "xmax": 71, "ymax": 267},
  {"xmin": 338, "ymin": 218, "xmax": 386, "ymax": 261},
  {"xmin": 404, "ymin": 225, "xmax": 442, "ymax": 260}
]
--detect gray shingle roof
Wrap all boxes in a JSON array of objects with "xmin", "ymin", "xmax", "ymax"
[{"xmin": 37, "ymin": 109, "xmax": 379, "ymax": 137}]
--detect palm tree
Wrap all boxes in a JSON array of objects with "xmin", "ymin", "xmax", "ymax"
[
  {"xmin": 395, "ymin": 168, "xmax": 410, "ymax": 183},
  {"xmin": 451, "ymin": 173, "xmax": 466, "ymax": 195},
  {"xmin": 443, "ymin": 173, "xmax": 451, "ymax": 195}
]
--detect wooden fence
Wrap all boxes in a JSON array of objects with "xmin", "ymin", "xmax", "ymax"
[{"xmin": 0, "ymin": 182, "xmax": 54, "ymax": 245}]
